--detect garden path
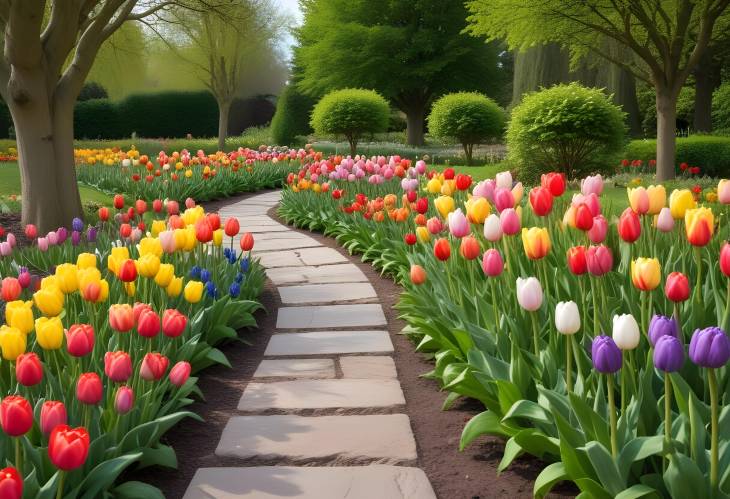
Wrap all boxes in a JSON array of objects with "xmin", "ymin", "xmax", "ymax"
[{"xmin": 183, "ymin": 190, "xmax": 436, "ymax": 499}]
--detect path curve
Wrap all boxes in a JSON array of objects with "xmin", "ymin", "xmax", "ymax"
[{"xmin": 183, "ymin": 190, "xmax": 437, "ymax": 499}]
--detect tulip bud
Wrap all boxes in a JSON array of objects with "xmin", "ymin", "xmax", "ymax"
[
  {"xmin": 162, "ymin": 309, "xmax": 187, "ymax": 338},
  {"xmin": 587, "ymin": 215, "xmax": 607, "ymax": 243},
  {"xmin": 410, "ymin": 265, "xmax": 427, "ymax": 285},
  {"xmin": 65, "ymin": 324, "xmax": 94, "ymax": 357},
  {"xmin": 566, "ymin": 246, "xmax": 587, "ymax": 275},
  {"xmin": 665, "ymin": 272, "xmax": 690, "ymax": 302},
  {"xmin": 15, "ymin": 353, "xmax": 42, "ymax": 386},
  {"xmin": 529, "ymin": 186, "xmax": 553, "ymax": 217},
  {"xmin": 721, "ymin": 243, "xmax": 730, "ymax": 277},
  {"xmin": 648, "ymin": 315, "xmax": 679, "ymax": 347},
  {"xmin": 240, "ymin": 232, "xmax": 254, "ymax": 251},
  {"xmin": 494, "ymin": 187, "xmax": 514, "ymax": 212},
  {"xmin": 555, "ymin": 301, "xmax": 580, "ymax": 335},
  {"xmin": 689, "ymin": 327, "xmax": 730, "ymax": 368},
  {"xmin": 104, "ymin": 351, "xmax": 133, "ymax": 382},
  {"xmin": 76, "ymin": 373, "xmax": 102, "ymax": 405},
  {"xmin": 483, "ymin": 214, "xmax": 502, "ymax": 242},
  {"xmin": 653, "ymin": 336, "xmax": 684, "ymax": 372},
  {"xmin": 685, "ymin": 207, "xmax": 714, "ymax": 247},
  {"xmin": 433, "ymin": 238, "xmax": 451, "ymax": 261},
  {"xmin": 49, "ymin": 425, "xmax": 90, "ymax": 471},
  {"xmin": 137, "ymin": 308, "xmax": 160, "ymax": 338},
  {"xmin": 586, "ymin": 245, "xmax": 613, "ymax": 276},
  {"xmin": 612, "ymin": 314, "xmax": 640, "ymax": 350},
  {"xmin": 631, "ymin": 258, "xmax": 660, "ymax": 291},
  {"xmin": 591, "ymin": 335, "xmax": 622, "ymax": 374},
  {"xmin": 459, "ymin": 236, "xmax": 480, "ymax": 260},
  {"xmin": 574, "ymin": 203, "xmax": 594, "ymax": 231},
  {"xmin": 0, "ymin": 396, "xmax": 33, "ymax": 436},
  {"xmin": 0, "ymin": 277, "xmax": 21, "ymax": 302},
  {"xmin": 618, "ymin": 207, "xmax": 641, "ymax": 243},
  {"xmin": 224, "ymin": 218, "xmax": 240, "ymax": 237},
  {"xmin": 40, "ymin": 401, "xmax": 67, "ymax": 436},
  {"xmin": 516, "ymin": 277, "xmax": 543, "ymax": 312},
  {"xmin": 499, "ymin": 209, "xmax": 520, "ymax": 235},
  {"xmin": 140, "ymin": 352, "xmax": 169, "ymax": 381},
  {"xmin": 114, "ymin": 386, "xmax": 135, "ymax": 414},
  {"xmin": 481, "ymin": 249, "xmax": 503, "ymax": 277},
  {"xmin": 581, "ymin": 174, "xmax": 603, "ymax": 196},
  {"xmin": 521, "ymin": 227, "xmax": 550, "ymax": 260},
  {"xmin": 426, "ymin": 217, "xmax": 443, "ymax": 235},
  {"xmin": 169, "ymin": 361, "xmax": 192, "ymax": 387}
]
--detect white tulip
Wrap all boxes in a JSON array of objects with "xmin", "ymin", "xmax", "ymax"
[
  {"xmin": 555, "ymin": 301, "xmax": 580, "ymax": 335},
  {"xmin": 612, "ymin": 314, "xmax": 640, "ymax": 350},
  {"xmin": 516, "ymin": 277, "xmax": 543, "ymax": 312},
  {"xmin": 483, "ymin": 214, "xmax": 503, "ymax": 242},
  {"xmin": 496, "ymin": 170, "xmax": 513, "ymax": 190}
]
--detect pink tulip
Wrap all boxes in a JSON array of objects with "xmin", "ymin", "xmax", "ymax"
[
  {"xmin": 494, "ymin": 188, "xmax": 514, "ymax": 212},
  {"xmin": 114, "ymin": 386, "xmax": 134, "ymax": 414},
  {"xmin": 581, "ymin": 174, "xmax": 604, "ymax": 196},
  {"xmin": 719, "ymin": 180, "xmax": 730, "ymax": 204},
  {"xmin": 6, "ymin": 233, "xmax": 15, "ymax": 248},
  {"xmin": 583, "ymin": 193, "xmax": 601, "ymax": 217},
  {"xmin": 169, "ymin": 361, "xmax": 192, "ymax": 387},
  {"xmin": 37, "ymin": 237, "xmax": 49, "ymax": 252},
  {"xmin": 415, "ymin": 160, "xmax": 426, "ymax": 174},
  {"xmin": 40, "ymin": 401, "xmax": 67, "ymax": 436},
  {"xmin": 499, "ymin": 208, "xmax": 520, "ymax": 235},
  {"xmin": 447, "ymin": 209, "xmax": 470, "ymax": 238},
  {"xmin": 426, "ymin": 217, "xmax": 443, "ymax": 235},
  {"xmin": 656, "ymin": 207, "xmax": 675, "ymax": 232},
  {"xmin": 483, "ymin": 214, "xmax": 502, "ymax": 242},
  {"xmin": 472, "ymin": 179, "xmax": 495, "ymax": 202},
  {"xmin": 46, "ymin": 231, "xmax": 58, "ymax": 246},
  {"xmin": 588, "ymin": 215, "xmax": 608, "ymax": 243},
  {"xmin": 159, "ymin": 230, "xmax": 176, "ymax": 254},
  {"xmin": 0, "ymin": 242, "xmax": 11, "ymax": 257},
  {"xmin": 482, "ymin": 249, "xmax": 504, "ymax": 277}
]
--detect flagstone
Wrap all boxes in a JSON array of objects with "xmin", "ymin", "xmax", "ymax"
[
  {"xmin": 265, "ymin": 264, "xmax": 367, "ymax": 285},
  {"xmin": 257, "ymin": 247, "xmax": 348, "ymax": 268},
  {"xmin": 253, "ymin": 359, "xmax": 335, "ymax": 379},
  {"xmin": 264, "ymin": 331, "xmax": 393, "ymax": 356},
  {"xmin": 276, "ymin": 304, "xmax": 386, "ymax": 329},
  {"xmin": 340, "ymin": 356, "xmax": 397, "ymax": 379},
  {"xmin": 276, "ymin": 283, "xmax": 376, "ymax": 304}
]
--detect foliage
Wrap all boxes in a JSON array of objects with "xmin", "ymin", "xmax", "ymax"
[
  {"xmin": 712, "ymin": 83, "xmax": 730, "ymax": 134},
  {"xmin": 427, "ymin": 92, "xmax": 505, "ymax": 165},
  {"xmin": 639, "ymin": 86, "xmax": 696, "ymax": 135},
  {"xmin": 118, "ymin": 91, "xmax": 219, "ymax": 138},
  {"xmin": 78, "ymin": 82, "xmax": 109, "ymax": 101},
  {"xmin": 74, "ymin": 99, "xmax": 123, "ymax": 140},
  {"xmin": 310, "ymin": 89, "xmax": 390, "ymax": 154},
  {"xmin": 507, "ymin": 83, "xmax": 627, "ymax": 183},
  {"xmin": 625, "ymin": 135, "xmax": 730, "ymax": 178},
  {"xmin": 271, "ymin": 84, "xmax": 315, "ymax": 146}
]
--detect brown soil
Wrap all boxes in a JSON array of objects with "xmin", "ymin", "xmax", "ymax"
[{"xmin": 0, "ymin": 212, "xmax": 32, "ymax": 247}]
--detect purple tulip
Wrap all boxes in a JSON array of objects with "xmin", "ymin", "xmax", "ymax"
[
  {"xmin": 648, "ymin": 315, "xmax": 679, "ymax": 347},
  {"xmin": 56, "ymin": 227, "xmax": 68, "ymax": 244},
  {"xmin": 653, "ymin": 335, "xmax": 684, "ymax": 372},
  {"xmin": 71, "ymin": 231, "xmax": 81, "ymax": 246},
  {"xmin": 689, "ymin": 327, "xmax": 730, "ymax": 368},
  {"xmin": 591, "ymin": 335, "xmax": 622, "ymax": 374},
  {"xmin": 72, "ymin": 217, "xmax": 84, "ymax": 232},
  {"xmin": 87, "ymin": 226, "xmax": 98, "ymax": 243}
]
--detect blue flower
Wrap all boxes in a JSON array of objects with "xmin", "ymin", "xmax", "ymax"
[
  {"xmin": 189, "ymin": 266, "xmax": 201, "ymax": 279},
  {"xmin": 235, "ymin": 273, "xmax": 245, "ymax": 283},
  {"xmin": 240, "ymin": 257, "xmax": 250, "ymax": 273},
  {"xmin": 205, "ymin": 281, "xmax": 217, "ymax": 298},
  {"xmin": 229, "ymin": 282, "xmax": 241, "ymax": 297},
  {"xmin": 72, "ymin": 217, "xmax": 84, "ymax": 232},
  {"xmin": 200, "ymin": 269, "xmax": 211, "ymax": 283}
]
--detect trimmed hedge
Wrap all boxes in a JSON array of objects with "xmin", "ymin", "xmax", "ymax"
[
  {"xmin": 624, "ymin": 135, "xmax": 730, "ymax": 177},
  {"xmin": 74, "ymin": 99, "xmax": 124, "ymax": 140},
  {"xmin": 271, "ymin": 84, "xmax": 315, "ymax": 146},
  {"xmin": 118, "ymin": 91, "xmax": 219, "ymax": 138}
]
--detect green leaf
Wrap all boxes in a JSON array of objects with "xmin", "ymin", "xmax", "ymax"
[
  {"xmin": 617, "ymin": 436, "xmax": 664, "ymax": 484},
  {"xmin": 502, "ymin": 399, "xmax": 551, "ymax": 426},
  {"xmin": 614, "ymin": 484, "xmax": 661, "ymax": 499},
  {"xmin": 139, "ymin": 444, "xmax": 178, "ymax": 469},
  {"xmin": 584, "ymin": 441, "xmax": 624, "ymax": 495},
  {"xmin": 498, "ymin": 437, "xmax": 524, "ymax": 473},
  {"xmin": 77, "ymin": 452, "xmax": 143, "ymax": 499},
  {"xmin": 205, "ymin": 347, "xmax": 232, "ymax": 368},
  {"xmin": 574, "ymin": 477, "xmax": 614, "ymax": 499},
  {"xmin": 533, "ymin": 462, "xmax": 568, "ymax": 499},
  {"xmin": 460, "ymin": 410, "xmax": 511, "ymax": 450},
  {"xmin": 663, "ymin": 452, "xmax": 710, "ymax": 499},
  {"xmin": 112, "ymin": 481, "xmax": 166, "ymax": 499}
]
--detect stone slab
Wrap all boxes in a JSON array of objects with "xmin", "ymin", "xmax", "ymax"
[
  {"xmin": 250, "ymin": 238, "xmax": 322, "ymax": 252},
  {"xmin": 249, "ymin": 231, "xmax": 314, "ymax": 241},
  {"xmin": 238, "ymin": 379, "xmax": 404, "ymax": 410},
  {"xmin": 242, "ymin": 225, "xmax": 291, "ymax": 233},
  {"xmin": 257, "ymin": 247, "xmax": 348, "ymax": 268},
  {"xmin": 265, "ymin": 264, "xmax": 367, "ymax": 285},
  {"xmin": 215, "ymin": 414, "xmax": 416, "ymax": 462},
  {"xmin": 277, "ymin": 283, "xmax": 377, "ymax": 304},
  {"xmin": 253, "ymin": 359, "xmax": 335, "ymax": 379},
  {"xmin": 276, "ymin": 304, "xmax": 386, "ymax": 329},
  {"xmin": 340, "ymin": 356, "xmax": 397, "ymax": 379},
  {"xmin": 265, "ymin": 331, "xmax": 393, "ymax": 356},
  {"xmin": 183, "ymin": 465, "xmax": 436, "ymax": 499}
]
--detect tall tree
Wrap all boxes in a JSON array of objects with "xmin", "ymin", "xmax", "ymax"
[
  {"xmin": 0, "ymin": 0, "xmax": 221, "ymax": 231},
  {"xmin": 466, "ymin": 0, "xmax": 730, "ymax": 180},
  {"xmin": 693, "ymin": 14, "xmax": 730, "ymax": 132},
  {"xmin": 295, "ymin": 0, "xmax": 503, "ymax": 147}
]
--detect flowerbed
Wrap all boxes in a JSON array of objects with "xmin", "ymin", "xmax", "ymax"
[
  {"xmin": 0, "ymin": 197, "xmax": 263, "ymax": 497},
  {"xmin": 279, "ymin": 155, "xmax": 730, "ymax": 498},
  {"xmin": 75, "ymin": 146, "xmax": 313, "ymax": 204}
]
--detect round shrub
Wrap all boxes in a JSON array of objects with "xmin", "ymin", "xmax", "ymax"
[
  {"xmin": 427, "ymin": 92, "xmax": 504, "ymax": 165},
  {"xmin": 310, "ymin": 88, "xmax": 390, "ymax": 155},
  {"xmin": 507, "ymin": 83, "xmax": 627, "ymax": 184},
  {"xmin": 712, "ymin": 83, "xmax": 730, "ymax": 135},
  {"xmin": 271, "ymin": 84, "xmax": 315, "ymax": 146}
]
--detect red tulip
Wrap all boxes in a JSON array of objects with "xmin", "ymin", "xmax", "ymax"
[
  {"xmin": 133, "ymin": 302, "xmax": 153, "ymax": 321},
  {"xmin": 137, "ymin": 221, "xmax": 146, "ymax": 232},
  {"xmin": 114, "ymin": 386, "xmax": 134, "ymax": 414},
  {"xmin": 0, "ymin": 467, "xmax": 22, "ymax": 499},
  {"xmin": 126, "ymin": 207, "xmax": 135, "ymax": 220},
  {"xmin": 162, "ymin": 309, "xmax": 187, "ymax": 338},
  {"xmin": 118, "ymin": 259, "xmax": 137, "ymax": 282},
  {"xmin": 137, "ymin": 308, "xmax": 160, "ymax": 338},
  {"xmin": 40, "ymin": 401, "xmax": 67, "ymax": 436},
  {"xmin": 455, "ymin": 174, "xmax": 472, "ymax": 191},
  {"xmin": 169, "ymin": 361, "xmax": 192, "ymax": 387},
  {"xmin": 0, "ymin": 396, "xmax": 33, "ymax": 437},
  {"xmin": 588, "ymin": 215, "xmax": 608, "ymax": 243},
  {"xmin": 567, "ymin": 246, "xmax": 587, "ymax": 275},
  {"xmin": 135, "ymin": 199, "xmax": 147, "ymax": 215},
  {"xmin": 49, "ymin": 425, "xmax": 90, "ymax": 471},
  {"xmin": 410, "ymin": 264, "xmax": 427, "ymax": 285},
  {"xmin": 1, "ymin": 277, "xmax": 21, "ymax": 302},
  {"xmin": 104, "ymin": 351, "xmax": 132, "ymax": 382},
  {"xmin": 76, "ymin": 373, "xmax": 102, "ymax": 405},
  {"xmin": 434, "ymin": 238, "xmax": 451, "ymax": 261},
  {"xmin": 415, "ymin": 198, "xmax": 428, "ymax": 214},
  {"xmin": 168, "ymin": 215, "xmax": 185, "ymax": 230},
  {"xmin": 541, "ymin": 172, "xmax": 566, "ymax": 197},
  {"xmin": 586, "ymin": 245, "xmax": 613, "ymax": 276},
  {"xmin": 140, "ymin": 353, "xmax": 169, "ymax": 381},
  {"xmin": 406, "ymin": 190, "xmax": 417, "ymax": 203},
  {"xmin": 119, "ymin": 223, "xmax": 132, "ymax": 239},
  {"xmin": 404, "ymin": 233, "xmax": 417, "ymax": 245},
  {"xmin": 240, "ymin": 232, "xmax": 254, "ymax": 251},
  {"xmin": 459, "ymin": 236, "xmax": 480, "ymax": 260},
  {"xmin": 65, "ymin": 324, "xmax": 94, "ymax": 357},
  {"xmin": 15, "ymin": 353, "xmax": 42, "ymax": 387},
  {"xmin": 24, "ymin": 224, "xmax": 37, "ymax": 240},
  {"xmin": 332, "ymin": 189, "xmax": 343, "ymax": 200},
  {"xmin": 721, "ymin": 243, "xmax": 730, "ymax": 277},
  {"xmin": 618, "ymin": 207, "xmax": 641, "ymax": 243},
  {"xmin": 443, "ymin": 168, "xmax": 455, "ymax": 180},
  {"xmin": 665, "ymin": 272, "xmax": 690, "ymax": 303},
  {"xmin": 207, "ymin": 213, "xmax": 221, "ymax": 231},
  {"xmin": 152, "ymin": 199, "xmax": 163, "ymax": 213},
  {"xmin": 113, "ymin": 194, "xmax": 124, "ymax": 209},
  {"xmin": 574, "ymin": 203, "xmax": 594, "ymax": 231},
  {"xmin": 98, "ymin": 207, "xmax": 110, "ymax": 221},
  {"xmin": 224, "ymin": 218, "xmax": 240, "ymax": 237},
  {"xmin": 529, "ymin": 187, "xmax": 553, "ymax": 217},
  {"xmin": 194, "ymin": 218, "xmax": 213, "ymax": 243}
]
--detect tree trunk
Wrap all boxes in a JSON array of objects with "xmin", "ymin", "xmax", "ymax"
[
  {"xmin": 406, "ymin": 108, "xmax": 425, "ymax": 146},
  {"xmin": 656, "ymin": 90, "xmax": 678, "ymax": 181},
  {"xmin": 347, "ymin": 135, "xmax": 357, "ymax": 157},
  {"xmin": 217, "ymin": 100, "xmax": 231, "ymax": 151},
  {"xmin": 693, "ymin": 50, "xmax": 720, "ymax": 133}
]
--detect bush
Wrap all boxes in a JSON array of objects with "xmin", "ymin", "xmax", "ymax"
[
  {"xmin": 228, "ymin": 96, "xmax": 276, "ymax": 136},
  {"xmin": 74, "ymin": 99, "xmax": 124, "ymax": 139},
  {"xmin": 624, "ymin": 135, "xmax": 730, "ymax": 177},
  {"xmin": 427, "ymin": 92, "xmax": 504, "ymax": 165},
  {"xmin": 78, "ymin": 82, "xmax": 109, "ymax": 101},
  {"xmin": 310, "ymin": 88, "xmax": 390, "ymax": 155},
  {"xmin": 271, "ymin": 84, "xmax": 315, "ymax": 146},
  {"xmin": 117, "ymin": 91, "xmax": 218, "ymax": 138},
  {"xmin": 507, "ymin": 83, "xmax": 627, "ymax": 184},
  {"xmin": 712, "ymin": 83, "xmax": 730, "ymax": 135}
]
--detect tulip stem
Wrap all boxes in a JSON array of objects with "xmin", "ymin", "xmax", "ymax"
[
  {"xmin": 606, "ymin": 374, "xmax": 618, "ymax": 459},
  {"xmin": 566, "ymin": 334, "xmax": 572, "ymax": 393},
  {"xmin": 530, "ymin": 312, "xmax": 539, "ymax": 357},
  {"xmin": 664, "ymin": 372, "xmax": 672, "ymax": 456},
  {"xmin": 590, "ymin": 277, "xmax": 599, "ymax": 336},
  {"xmin": 56, "ymin": 471, "xmax": 66, "ymax": 499},
  {"xmin": 694, "ymin": 247, "xmax": 703, "ymax": 303},
  {"xmin": 709, "ymin": 368, "xmax": 719, "ymax": 494},
  {"xmin": 722, "ymin": 280, "xmax": 730, "ymax": 332},
  {"xmin": 15, "ymin": 437, "xmax": 21, "ymax": 472},
  {"xmin": 489, "ymin": 278, "xmax": 500, "ymax": 336},
  {"xmin": 620, "ymin": 361, "xmax": 626, "ymax": 415}
]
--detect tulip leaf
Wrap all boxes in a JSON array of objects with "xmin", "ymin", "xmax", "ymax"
[
  {"xmin": 687, "ymin": 392, "xmax": 709, "ymax": 470},
  {"xmin": 139, "ymin": 444, "xmax": 178, "ymax": 469},
  {"xmin": 512, "ymin": 428, "xmax": 560, "ymax": 460},
  {"xmin": 574, "ymin": 477, "xmax": 614, "ymax": 499},
  {"xmin": 496, "ymin": 379, "xmax": 523, "ymax": 415},
  {"xmin": 617, "ymin": 436, "xmax": 664, "ymax": 483},
  {"xmin": 569, "ymin": 392, "xmax": 610, "ymax": 446},
  {"xmin": 533, "ymin": 461, "xmax": 568, "ymax": 499},
  {"xmin": 205, "ymin": 347, "xmax": 232, "ymax": 368},
  {"xmin": 441, "ymin": 391, "xmax": 461, "ymax": 411},
  {"xmin": 584, "ymin": 441, "xmax": 625, "ymax": 495},
  {"xmin": 112, "ymin": 481, "xmax": 166, "ymax": 499},
  {"xmin": 502, "ymin": 399, "xmax": 551, "ymax": 426},
  {"xmin": 76, "ymin": 452, "xmax": 143, "ymax": 499},
  {"xmin": 36, "ymin": 470, "xmax": 61, "ymax": 499},
  {"xmin": 460, "ymin": 410, "xmax": 511, "ymax": 450},
  {"xmin": 498, "ymin": 436, "xmax": 525, "ymax": 473},
  {"xmin": 663, "ymin": 452, "xmax": 710, "ymax": 499},
  {"xmin": 614, "ymin": 484, "xmax": 660, "ymax": 499}
]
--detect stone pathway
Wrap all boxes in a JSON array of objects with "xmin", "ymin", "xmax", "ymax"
[{"xmin": 184, "ymin": 191, "xmax": 436, "ymax": 499}]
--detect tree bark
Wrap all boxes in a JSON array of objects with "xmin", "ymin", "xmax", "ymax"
[
  {"xmin": 217, "ymin": 100, "xmax": 231, "ymax": 151},
  {"xmin": 406, "ymin": 107, "xmax": 425, "ymax": 146},
  {"xmin": 694, "ymin": 50, "xmax": 720, "ymax": 133},
  {"xmin": 656, "ymin": 90, "xmax": 678, "ymax": 181}
]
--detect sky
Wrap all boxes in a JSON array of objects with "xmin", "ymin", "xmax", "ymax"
[{"xmin": 274, "ymin": 0, "xmax": 303, "ymax": 60}]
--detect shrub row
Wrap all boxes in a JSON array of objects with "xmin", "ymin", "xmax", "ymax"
[{"xmin": 625, "ymin": 135, "xmax": 730, "ymax": 178}]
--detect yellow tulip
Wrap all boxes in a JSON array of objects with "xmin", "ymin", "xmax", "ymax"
[
  {"xmin": 40, "ymin": 275, "xmax": 59, "ymax": 290},
  {"xmin": 137, "ymin": 254, "xmax": 161, "ymax": 278},
  {"xmin": 166, "ymin": 277, "xmax": 183, "ymax": 297},
  {"xmin": 627, "ymin": 187, "xmax": 649, "ymax": 214},
  {"xmin": 213, "ymin": 229, "xmax": 223, "ymax": 247},
  {"xmin": 685, "ymin": 207, "xmax": 714, "ymax": 247},
  {"xmin": 124, "ymin": 281, "xmax": 136, "ymax": 297},
  {"xmin": 521, "ymin": 227, "xmax": 551, "ymax": 260},
  {"xmin": 669, "ymin": 189, "xmax": 696, "ymax": 220},
  {"xmin": 107, "ymin": 247, "xmax": 130, "ymax": 274},
  {"xmin": 312, "ymin": 183, "xmax": 321, "ymax": 193},
  {"xmin": 183, "ymin": 227, "xmax": 197, "ymax": 251},
  {"xmin": 35, "ymin": 316, "xmax": 64, "ymax": 350},
  {"xmin": 139, "ymin": 237, "xmax": 163, "ymax": 257},
  {"xmin": 76, "ymin": 252, "xmax": 97, "ymax": 270},
  {"xmin": 440, "ymin": 181, "xmax": 454, "ymax": 196},
  {"xmin": 5, "ymin": 301, "xmax": 34, "ymax": 334},
  {"xmin": 184, "ymin": 280, "xmax": 204, "ymax": 303},
  {"xmin": 154, "ymin": 263, "xmax": 175, "ymax": 288},
  {"xmin": 434, "ymin": 195, "xmax": 455, "ymax": 218},
  {"xmin": 185, "ymin": 169, "xmax": 193, "ymax": 178},
  {"xmin": 54, "ymin": 264, "xmax": 79, "ymax": 294},
  {"xmin": 646, "ymin": 185, "xmax": 666, "ymax": 215},
  {"xmin": 151, "ymin": 220, "xmax": 167, "ymax": 237},
  {"xmin": 182, "ymin": 206, "xmax": 204, "ymax": 226},
  {"xmin": 426, "ymin": 177, "xmax": 442, "ymax": 194},
  {"xmin": 631, "ymin": 257, "xmax": 661, "ymax": 291},
  {"xmin": 416, "ymin": 226, "xmax": 430, "ymax": 243},
  {"xmin": 0, "ymin": 326, "xmax": 26, "ymax": 360},
  {"xmin": 33, "ymin": 287, "xmax": 64, "ymax": 317},
  {"xmin": 512, "ymin": 182, "xmax": 524, "ymax": 205},
  {"xmin": 96, "ymin": 279, "xmax": 109, "ymax": 303},
  {"xmin": 465, "ymin": 197, "xmax": 490, "ymax": 224},
  {"xmin": 173, "ymin": 228, "xmax": 188, "ymax": 250}
]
